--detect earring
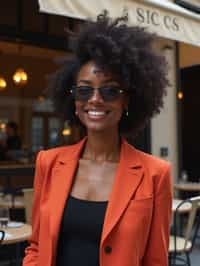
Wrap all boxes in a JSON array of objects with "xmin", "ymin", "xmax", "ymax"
[
  {"xmin": 75, "ymin": 110, "xmax": 78, "ymax": 116},
  {"xmin": 126, "ymin": 109, "xmax": 128, "ymax": 116}
]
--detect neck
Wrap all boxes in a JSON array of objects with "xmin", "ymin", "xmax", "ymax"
[{"xmin": 83, "ymin": 129, "xmax": 121, "ymax": 162}]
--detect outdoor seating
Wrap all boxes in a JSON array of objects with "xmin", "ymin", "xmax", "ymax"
[{"xmin": 169, "ymin": 196, "xmax": 200, "ymax": 266}]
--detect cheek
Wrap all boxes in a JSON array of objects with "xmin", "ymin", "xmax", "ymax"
[
  {"xmin": 75, "ymin": 102, "xmax": 87, "ymax": 124},
  {"xmin": 113, "ymin": 107, "xmax": 123, "ymax": 122},
  {"xmin": 75, "ymin": 101, "xmax": 84, "ymax": 114},
  {"xmin": 111, "ymin": 102, "xmax": 125, "ymax": 118}
]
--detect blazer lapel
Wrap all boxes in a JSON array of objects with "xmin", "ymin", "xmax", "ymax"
[
  {"xmin": 101, "ymin": 139, "xmax": 144, "ymax": 245},
  {"xmin": 49, "ymin": 138, "xmax": 87, "ymax": 256}
]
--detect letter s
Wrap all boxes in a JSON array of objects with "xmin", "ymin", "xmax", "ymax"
[{"xmin": 137, "ymin": 8, "xmax": 145, "ymax": 23}]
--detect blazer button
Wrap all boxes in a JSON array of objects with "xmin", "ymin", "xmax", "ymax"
[{"xmin": 104, "ymin": 246, "xmax": 112, "ymax": 254}]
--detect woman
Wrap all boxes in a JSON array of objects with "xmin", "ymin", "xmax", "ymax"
[{"xmin": 23, "ymin": 12, "xmax": 172, "ymax": 266}]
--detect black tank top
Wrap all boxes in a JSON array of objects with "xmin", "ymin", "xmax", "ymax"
[{"xmin": 56, "ymin": 195, "xmax": 108, "ymax": 266}]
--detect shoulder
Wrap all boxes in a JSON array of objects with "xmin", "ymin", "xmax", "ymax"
[
  {"xmin": 35, "ymin": 141, "xmax": 82, "ymax": 168},
  {"xmin": 40, "ymin": 144, "xmax": 76, "ymax": 158},
  {"xmin": 136, "ymin": 148, "xmax": 171, "ymax": 174},
  {"xmin": 128, "ymin": 145, "xmax": 172, "ymax": 197},
  {"xmin": 124, "ymin": 141, "xmax": 172, "ymax": 185},
  {"xmin": 134, "ymin": 148, "xmax": 172, "ymax": 195},
  {"xmin": 124, "ymin": 140, "xmax": 171, "ymax": 174}
]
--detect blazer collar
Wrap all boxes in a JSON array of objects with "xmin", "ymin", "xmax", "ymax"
[{"xmin": 56, "ymin": 136, "xmax": 142, "ymax": 169}]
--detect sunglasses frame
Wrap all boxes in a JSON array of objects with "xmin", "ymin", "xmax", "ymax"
[{"xmin": 69, "ymin": 85, "xmax": 127, "ymax": 102}]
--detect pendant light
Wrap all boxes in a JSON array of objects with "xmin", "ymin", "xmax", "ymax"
[
  {"xmin": 0, "ymin": 76, "xmax": 7, "ymax": 90},
  {"xmin": 13, "ymin": 42, "xmax": 28, "ymax": 86},
  {"xmin": 13, "ymin": 68, "xmax": 28, "ymax": 85}
]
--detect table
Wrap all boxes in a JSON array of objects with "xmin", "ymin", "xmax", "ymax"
[
  {"xmin": 0, "ymin": 223, "xmax": 32, "ymax": 245},
  {"xmin": 174, "ymin": 182, "xmax": 200, "ymax": 192},
  {"xmin": 0, "ymin": 223, "xmax": 32, "ymax": 266}
]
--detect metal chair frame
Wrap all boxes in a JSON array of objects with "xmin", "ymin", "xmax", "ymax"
[{"xmin": 169, "ymin": 196, "xmax": 200, "ymax": 266}]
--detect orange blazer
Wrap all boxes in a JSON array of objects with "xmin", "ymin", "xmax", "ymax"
[{"xmin": 23, "ymin": 138, "xmax": 172, "ymax": 266}]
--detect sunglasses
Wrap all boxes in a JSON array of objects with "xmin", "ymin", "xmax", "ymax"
[{"xmin": 70, "ymin": 85, "xmax": 126, "ymax": 102}]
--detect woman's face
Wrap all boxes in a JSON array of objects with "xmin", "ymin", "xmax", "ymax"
[{"xmin": 75, "ymin": 61, "xmax": 128, "ymax": 133}]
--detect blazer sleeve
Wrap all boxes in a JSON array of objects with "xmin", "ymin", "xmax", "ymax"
[
  {"xmin": 142, "ymin": 163, "xmax": 173, "ymax": 266},
  {"xmin": 23, "ymin": 151, "xmax": 45, "ymax": 266}
]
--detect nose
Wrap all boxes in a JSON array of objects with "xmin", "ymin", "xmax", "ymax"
[{"xmin": 88, "ymin": 88, "xmax": 104, "ymax": 103}]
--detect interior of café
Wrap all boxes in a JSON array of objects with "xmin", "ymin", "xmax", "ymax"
[{"xmin": 0, "ymin": 1, "xmax": 83, "ymax": 263}]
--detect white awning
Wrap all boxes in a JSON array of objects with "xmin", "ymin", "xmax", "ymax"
[{"xmin": 38, "ymin": 0, "xmax": 200, "ymax": 47}]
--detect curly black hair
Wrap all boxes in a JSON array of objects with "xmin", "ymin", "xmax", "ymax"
[{"xmin": 48, "ymin": 11, "xmax": 168, "ymax": 137}]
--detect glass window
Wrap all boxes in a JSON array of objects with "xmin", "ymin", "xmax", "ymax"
[
  {"xmin": 48, "ymin": 117, "xmax": 61, "ymax": 148},
  {"xmin": 31, "ymin": 117, "xmax": 43, "ymax": 152}
]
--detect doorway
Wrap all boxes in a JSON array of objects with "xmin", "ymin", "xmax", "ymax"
[{"xmin": 180, "ymin": 65, "xmax": 200, "ymax": 182}]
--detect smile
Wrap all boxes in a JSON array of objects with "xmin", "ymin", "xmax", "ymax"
[
  {"xmin": 88, "ymin": 111, "xmax": 106, "ymax": 116},
  {"xmin": 84, "ymin": 110, "xmax": 110, "ymax": 120}
]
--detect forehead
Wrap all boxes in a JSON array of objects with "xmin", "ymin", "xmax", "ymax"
[{"xmin": 76, "ymin": 61, "xmax": 113, "ymax": 82}]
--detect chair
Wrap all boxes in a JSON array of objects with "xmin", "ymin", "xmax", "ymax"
[
  {"xmin": 0, "ymin": 230, "xmax": 5, "ymax": 244},
  {"xmin": 22, "ymin": 188, "xmax": 33, "ymax": 224},
  {"xmin": 169, "ymin": 196, "xmax": 200, "ymax": 266}
]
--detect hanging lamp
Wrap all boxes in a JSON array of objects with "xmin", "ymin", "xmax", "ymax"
[
  {"xmin": 13, "ymin": 68, "xmax": 28, "ymax": 85},
  {"xmin": 13, "ymin": 42, "xmax": 28, "ymax": 86},
  {"xmin": 0, "ymin": 76, "xmax": 7, "ymax": 90}
]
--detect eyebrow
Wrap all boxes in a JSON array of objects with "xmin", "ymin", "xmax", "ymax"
[
  {"xmin": 78, "ymin": 79, "xmax": 119, "ymax": 85},
  {"xmin": 78, "ymin": 80, "xmax": 92, "ymax": 84}
]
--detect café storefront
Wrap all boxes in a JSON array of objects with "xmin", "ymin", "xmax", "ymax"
[{"xmin": 38, "ymin": 0, "xmax": 200, "ymax": 179}]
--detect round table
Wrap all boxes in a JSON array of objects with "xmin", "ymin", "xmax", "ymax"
[
  {"xmin": 172, "ymin": 199, "xmax": 192, "ymax": 213},
  {"xmin": 174, "ymin": 182, "xmax": 200, "ymax": 192},
  {"xmin": 0, "ymin": 223, "xmax": 32, "ymax": 266},
  {"xmin": 0, "ymin": 223, "xmax": 32, "ymax": 245}
]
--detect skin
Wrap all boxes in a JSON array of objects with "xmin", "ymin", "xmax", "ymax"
[{"xmin": 70, "ymin": 61, "xmax": 128, "ymax": 201}]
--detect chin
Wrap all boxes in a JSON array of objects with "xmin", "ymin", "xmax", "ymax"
[
  {"xmin": 86, "ymin": 124, "xmax": 108, "ymax": 132},
  {"xmin": 85, "ymin": 121, "xmax": 118, "ymax": 134}
]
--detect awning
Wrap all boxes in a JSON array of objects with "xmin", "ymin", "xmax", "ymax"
[
  {"xmin": 38, "ymin": 0, "xmax": 200, "ymax": 47},
  {"xmin": 175, "ymin": 0, "xmax": 200, "ymax": 14}
]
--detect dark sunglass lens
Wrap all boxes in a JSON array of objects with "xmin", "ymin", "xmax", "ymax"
[
  {"xmin": 100, "ymin": 87, "xmax": 122, "ymax": 101},
  {"xmin": 76, "ymin": 86, "xmax": 93, "ymax": 101}
]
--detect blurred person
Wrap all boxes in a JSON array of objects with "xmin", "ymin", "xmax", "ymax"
[
  {"xmin": 23, "ymin": 12, "xmax": 172, "ymax": 266},
  {"xmin": 0, "ymin": 121, "xmax": 22, "ymax": 160}
]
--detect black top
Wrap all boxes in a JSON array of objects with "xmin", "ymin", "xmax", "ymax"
[{"xmin": 56, "ymin": 195, "xmax": 108, "ymax": 266}]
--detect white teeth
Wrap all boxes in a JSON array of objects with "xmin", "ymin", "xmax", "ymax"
[{"xmin": 88, "ymin": 111, "xmax": 106, "ymax": 116}]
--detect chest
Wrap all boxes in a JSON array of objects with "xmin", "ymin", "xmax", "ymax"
[{"xmin": 70, "ymin": 159, "xmax": 118, "ymax": 201}]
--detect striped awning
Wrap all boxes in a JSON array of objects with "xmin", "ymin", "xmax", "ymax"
[{"xmin": 38, "ymin": 0, "xmax": 200, "ymax": 47}]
